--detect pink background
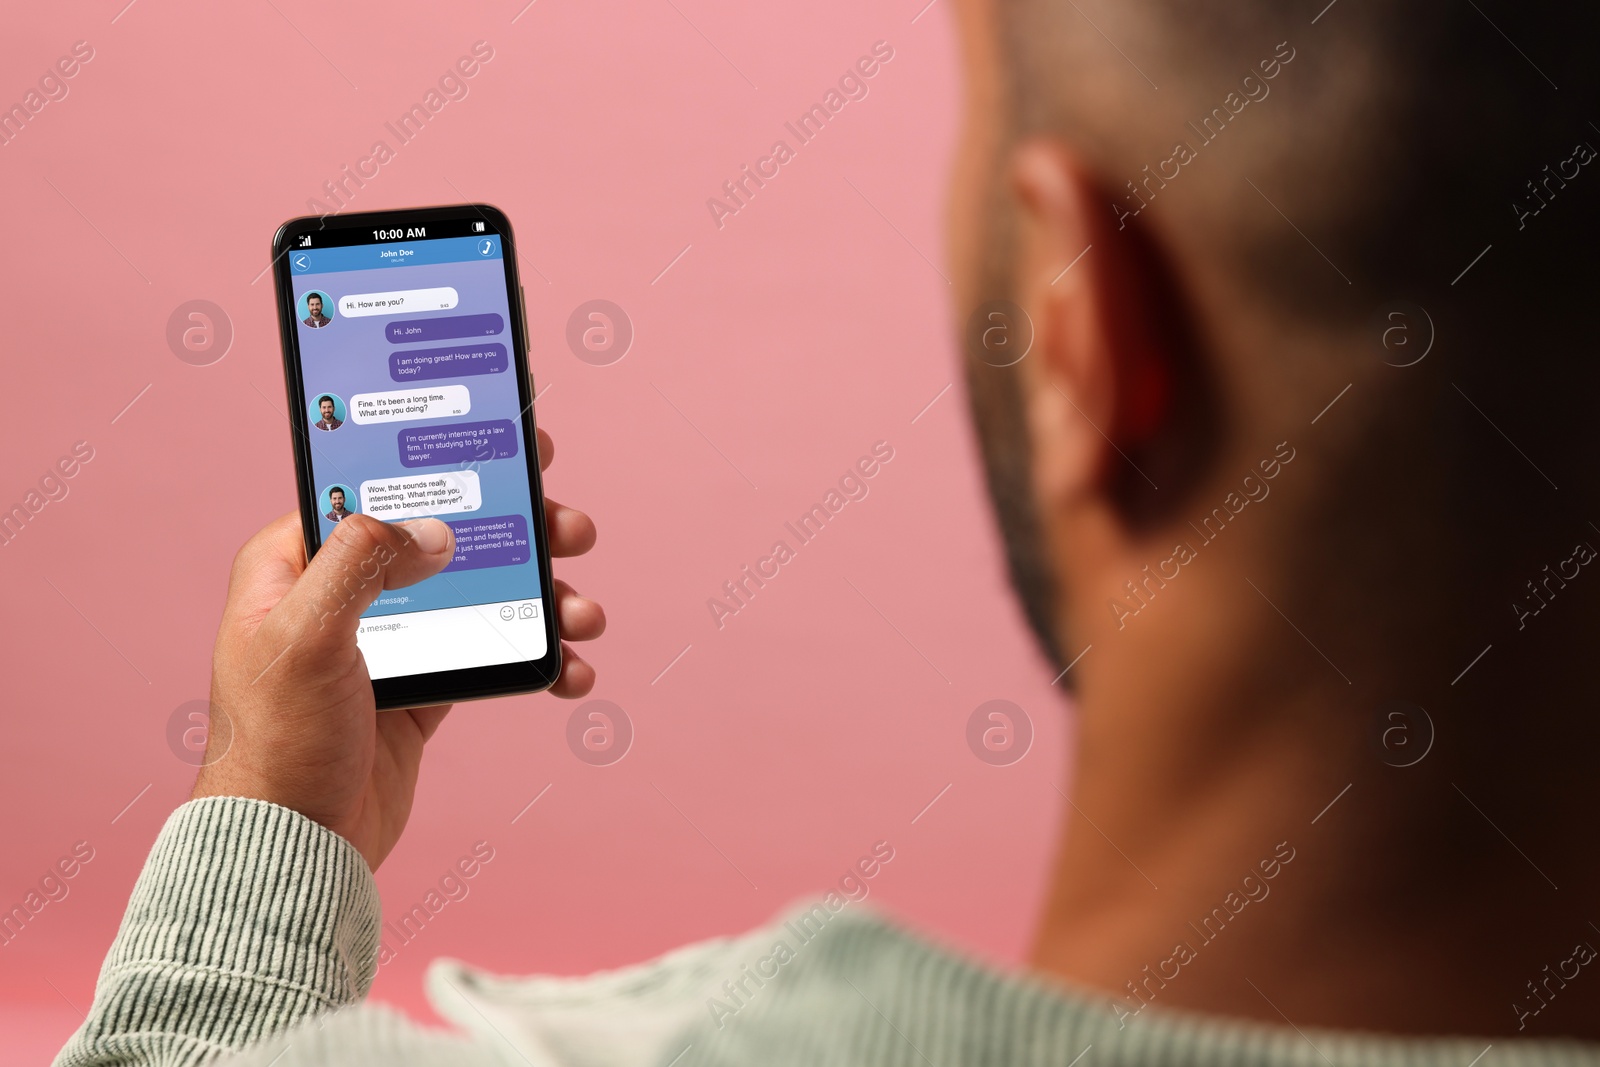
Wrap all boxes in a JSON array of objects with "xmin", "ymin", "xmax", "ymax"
[{"xmin": 0, "ymin": 2, "xmax": 1068, "ymax": 1061}]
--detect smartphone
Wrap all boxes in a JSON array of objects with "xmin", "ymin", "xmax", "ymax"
[{"xmin": 271, "ymin": 204, "xmax": 560, "ymax": 709}]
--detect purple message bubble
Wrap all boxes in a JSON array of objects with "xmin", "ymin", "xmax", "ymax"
[
  {"xmin": 386, "ymin": 313, "xmax": 505, "ymax": 344},
  {"xmin": 390, "ymin": 343, "xmax": 508, "ymax": 382},
  {"xmin": 398, "ymin": 420, "xmax": 519, "ymax": 469},
  {"xmin": 443, "ymin": 514, "xmax": 531, "ymax": 572}
]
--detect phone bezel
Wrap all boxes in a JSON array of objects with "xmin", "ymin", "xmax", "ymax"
[{"xmin": 270, "ymin": 203, "xmax": 561, "ymax": 710}]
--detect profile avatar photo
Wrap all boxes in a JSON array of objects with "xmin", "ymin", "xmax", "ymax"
[
  {"xmin": 311, "ymin": 394, "xmax": 345, "ymax": 432},
  {"xmin": 300, "ymin": 291, "xmax": 333, "ymax": 329},
  {"xmin": 320, "ymin": 484, "xmax": 355, "ymax": 523}
]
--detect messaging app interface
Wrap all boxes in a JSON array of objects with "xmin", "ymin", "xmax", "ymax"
[{"xmin": 290, "ymin": 232, "xmax": 545, "ymax": 680}]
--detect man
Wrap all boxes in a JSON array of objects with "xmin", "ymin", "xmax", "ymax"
[
  {"xmin": 57, "ymin": 2, "xmax": 1600, "ymax": 1065},
  {"xmin": 323, "ymin": 486, "xmax": 352, "ymax": 522},
  {"xmin": 313, "ymin": 395, "xmax": 342, "ymax": 431},
  {"xmin": 302, "ymin": 292, "xmax": 331, "ymax": 328}
]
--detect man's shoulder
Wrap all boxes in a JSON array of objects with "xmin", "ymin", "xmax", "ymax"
[
  {"xmin": 215, "ymin": 910, "xmax": 1033, "ymax": 1066},
  {"xmin": 220, "ymin": 901, "xmax": 1563, "ymax": 1066},
  {"xmin": 419, "ymin": 905, "xmax": 1045, "ymax": 1066}
]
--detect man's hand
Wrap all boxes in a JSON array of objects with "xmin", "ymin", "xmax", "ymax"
[{"xmin": 193, "ymin": 428, "xmax": 604, "ymax": 869}]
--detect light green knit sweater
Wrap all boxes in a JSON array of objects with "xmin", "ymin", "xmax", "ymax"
[{"xmin": 53, "ymin": 797, "xmax": 1600, "ymax": 1067}]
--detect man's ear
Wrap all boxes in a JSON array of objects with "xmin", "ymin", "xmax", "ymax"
[{"xmin": 1006, "ymin": 138, "xmax": 1210, "ymax": 525}]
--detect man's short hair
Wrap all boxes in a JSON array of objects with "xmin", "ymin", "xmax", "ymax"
[
  {"xmin": 997, "ymin": 1, "xmax": 1600, "ymax": 326},
  {"xmin": 318, "ymin": 396, "xmax": 335, "ymax": 407}
]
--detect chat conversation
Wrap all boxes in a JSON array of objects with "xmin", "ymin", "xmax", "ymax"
[
  {"xmin": 387, "ymin": 313, "xmax": 504, "ymax": 343},
  {"xmin": 349, "ymin": 385, "xmax": 470, "ymax": 425},
  {"xmin": 360, "ymin": 471, "xmax": 481, "ymax": 520},
  {"xmin": 442, "ymin": 514, "xmax": 532, "ymax": 572},
  {"xmin": 339, "ymin": 287, "xmax": 459, "ymax": 318},
  {"xmin": 389, "ymin": 343, "xmax": 507, "ymax": 382},
  {"xmin": 398, "ymin": 419, "xmax": 519, "ymax": 468}
]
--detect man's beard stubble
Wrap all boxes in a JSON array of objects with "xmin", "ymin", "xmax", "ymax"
[{"xmin": 960, "ymin": 171, "xmax": 1068, "ymax": 680}]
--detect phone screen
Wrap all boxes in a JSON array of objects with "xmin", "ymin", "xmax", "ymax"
[{"xmin": 276, "ymin": 209, "xmax": 553, "ymax": 690}]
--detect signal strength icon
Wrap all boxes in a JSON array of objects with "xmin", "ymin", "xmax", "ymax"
[{"xmin": 298, "ymin": 235, "xmax": 312, "ymax": 247}]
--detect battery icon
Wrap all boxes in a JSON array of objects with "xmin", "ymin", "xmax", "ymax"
[{"xmin": 472, "ymin": 221, "xmax": 486, "ymax": 232}]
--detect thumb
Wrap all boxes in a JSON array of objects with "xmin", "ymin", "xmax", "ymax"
[{"xmin": 262, "ymin": 515, "xmax": 455, "ymax": 649}]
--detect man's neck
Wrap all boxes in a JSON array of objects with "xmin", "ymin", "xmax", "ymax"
[{"xmin": 1031, "ymin": 548, "xmax": 1600, "ymax": 1040}]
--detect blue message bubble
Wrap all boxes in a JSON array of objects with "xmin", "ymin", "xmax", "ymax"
[
  {"xmin": 389, "ymin": 343, "xmax": 508, "ymax": 382},
  {"xmin": 442, "ymin": 514, "xmax": 531, "ymax": 572},
  {"xmin": 386, "ymin": 313, "xmax": 505, "ymax": 344},
  {"xmin": 398, "ymin": 420, "xmax": 519, "ymax": 469}
]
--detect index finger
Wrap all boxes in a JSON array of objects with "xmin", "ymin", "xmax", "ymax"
[
  {"xmin": 221, "ymin": 511, "xmax": 311, "ymax": 631},
  {"xmin": 537, "ymin": 428, "xmax": 554, "ymax": 472}
]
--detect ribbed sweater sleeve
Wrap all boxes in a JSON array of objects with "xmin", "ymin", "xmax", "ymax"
[{"xmin": 53, "ymin": 797, "xmax": 380, "ymax": 1067}]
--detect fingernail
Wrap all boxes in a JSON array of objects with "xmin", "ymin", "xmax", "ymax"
[{"xmin": 404, "ymin": 518, "xmax": 452, "ymax": 555}]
